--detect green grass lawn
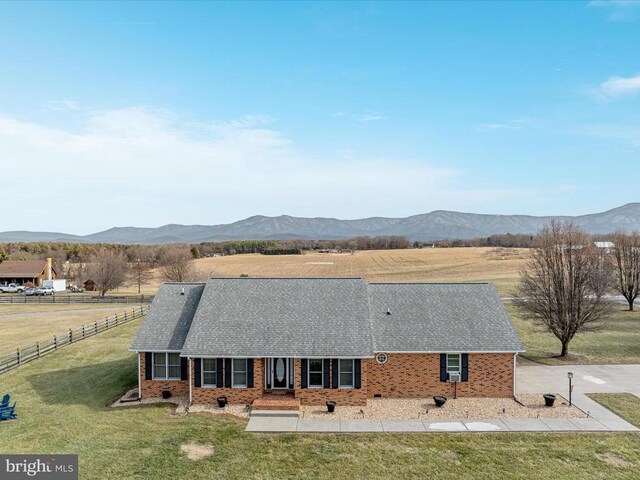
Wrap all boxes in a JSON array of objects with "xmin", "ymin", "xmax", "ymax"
[
  {"xmin": 0, "ymin": 320, "xmax": 639, "ymax": 479},
  {"xmin": 588, "ymin": 394, "xmax": 640, "ymax": 428},
  {"xmin": 507, "ymin": 302, "xmax": 640, "ymax": 365}
]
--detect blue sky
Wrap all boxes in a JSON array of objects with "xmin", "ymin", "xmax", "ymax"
[{"xmin": 1, "ymin": 1, "xmax": 639, "ymax": 234}]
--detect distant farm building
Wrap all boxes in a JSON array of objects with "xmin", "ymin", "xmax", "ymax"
[
  {"xmin": 594, "ymin": 241, "xmax": 615, "ymax": 253},
  {"xmin": 83, "ymin": 279, "xmax": 97, "ymax": 291},
  {"xmin": 0, "ymin": 258, "xmax": 58, "ymax": 286}
]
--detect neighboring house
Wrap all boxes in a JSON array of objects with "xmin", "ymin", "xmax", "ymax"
[
  {"xmin": 594, "ymin": 241, "xmax": 614, "ymax": 253},
  {"xmin": 131, "ymin": 278, "xmax": 524, "ymax": 407},
  {"xmin": 0, "ymin": 258, "xmax": 57, "ymax": 287}
]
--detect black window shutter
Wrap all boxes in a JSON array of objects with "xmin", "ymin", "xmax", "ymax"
[
  {"xmin": 323, "ymin": 359, "xmax": 331, "ymax": 388},
  {"xmin": 247, "ymin": 359, "xmax": 254, "ymax": 388},
  {"xmin": 440, "ymin": 354, "xmax": 447, "ymax": 382},
  {"xmin": 144, "ymin": 352, "xmax": 152, "ymax": 380},
  {"xmin": 461, "ymin": 353, "xmax": 469, "ymax": 382},
  {"xmin": 332, "ymin": 359, "xmax": 339, "ymax": 389},
  {"xmin": 180, "ymin": 357, "xmax": 188, "ymax": 380},
  {"xmin": 224, "ymin": 359, "xmax": 232, "ymax": 388},
  {"xmin": 354, "ymin": 359, "xmax": 362, "ymax": 389},
  {"xmin": 216, "ymin": 359, "xmax": 224, "ymax": 387},
  {"xmin": 265, "ymin": 359, "xmax": 271, "ymax": 389},
  {"xmin": 301, "ymin": 359, "xmax": 308, "ymax": 389},
  {"xmin": 194, "ymin": 358, "xmax": 201, "ymax": 387}
]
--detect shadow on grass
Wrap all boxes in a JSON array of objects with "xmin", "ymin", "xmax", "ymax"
[{"xmin": 25, "ymin": 357, "xmax": 137, "ymax": 410}]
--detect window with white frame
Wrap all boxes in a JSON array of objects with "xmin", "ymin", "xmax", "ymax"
[
  {"xmin": 152, "ymin": 352, "xmax": 181, "ymax": 380},
  {"xmin": 446, "ymin": 354, "xmax": 461, "ymax": 377},
  {"xmin": 338, "ymin": 359, "xmax": 354, "ymax": 388},
  {"xmin": 202, "ymin": 358, "xmax": 217, "ymax": 387},
  {"xmin": 308, "ymin": 359, "xmax": 323, "ymax": 388},
  {"xmin": 232, "ymin": 359, "xmax": 247, "ymax": 388}
]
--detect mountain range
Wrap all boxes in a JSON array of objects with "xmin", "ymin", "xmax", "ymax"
[{"xmin": 1, "ymin": 203, "xmax": 639, "ymax": 244}]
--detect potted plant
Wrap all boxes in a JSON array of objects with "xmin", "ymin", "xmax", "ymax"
[
  {"xmin": 433, "ymin": 396, "xmax": 447, "ymax": 407},
  {"xmin": 543, "ymin": 394, "xmax": 556, "ymax": 407},
  {"xmin": 217, "ymin": 396, "xmax": 228, "ymax": 408},
  {"xmin": 161, "ymin": 390, "xmax": 171, "ymax": 399},
  {"xmin": 326, "ymin": 401, "xmax": 336, "ymax": 413}
]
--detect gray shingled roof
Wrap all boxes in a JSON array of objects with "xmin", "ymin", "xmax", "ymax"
[
  {"xmin": 130, "ymin": 283, "xmax": 204, "ymax": 351},
  {"xmin": 368, "ymin": 283, "xmax": 524, "ymax": 353},
  {"xmin": 180, "ymin": 278, "xmax": 373, "ymax": 357}
]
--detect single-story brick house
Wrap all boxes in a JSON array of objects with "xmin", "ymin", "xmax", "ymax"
[{"xmin": 130, "ymin": 278, "xmax": 524, "ymax": 407}]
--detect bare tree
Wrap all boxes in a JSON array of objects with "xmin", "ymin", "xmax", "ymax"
[
  {"xmin": 88, "ymin": 248, "xmax": 129, "ymax": 297},
  {"xmin": 160, "ymin": 248, "xmax": 199, "ymax": 282},
  {"xmin": 128, "ymin": 259, "xmax": 154, "ymax": 294},
  {"xmin": 514, "ymin": 222, "xmax": 615, "ymax": 357},
  {"xmin": 611, "ymin": 231, "xmax": 640, "ymax": 311}
]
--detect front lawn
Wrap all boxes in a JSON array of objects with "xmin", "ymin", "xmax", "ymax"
[{"xmin": 507, "ymin": 302, "xmax": 640, "ymax": 365}]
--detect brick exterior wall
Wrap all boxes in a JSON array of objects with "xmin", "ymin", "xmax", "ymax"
[
  {"xmin": 293, "ymin": 358, "xmax": 369, "ymax": 406},
  {"xmin": 190, "ymin": 358, "xmax": 265, "ymax": 405},
  {"xmin": 367, "ymin": 353, "xmax": 515, "ymax": 399},
  {"xmin": 138, "ymin": 352, "xmax": 515, "ymax": 404},
  {"xmin": 139, "ymin": 353, "xmax": 189, "ymax": 399}
]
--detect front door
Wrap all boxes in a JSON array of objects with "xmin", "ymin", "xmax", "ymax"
[{"xmin": 272, "ymin": 357, "xmax": 288, "ymax": 389}]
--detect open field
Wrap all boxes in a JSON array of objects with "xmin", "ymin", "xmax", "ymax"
[
  {"xmin": 1, "ymin": 320, "xmax": 639, "ymax": 480},
  {"xmin": 0, "ymin": 303, "xmax": 134, "ymax": 316},
  {"xmin": 509, "ymin": 303, "xmax": 640, "ymax": 365},
  {"xmin": 63, "ymin": 247, "xmax": 527, "ymax": 296},
  {"xmin": 0, "ymin": 304, "xmax": 140, "ymax": 352},
  {"xmin": 185, "ymin": 247, "xmax": 527, "ymax": 296}
]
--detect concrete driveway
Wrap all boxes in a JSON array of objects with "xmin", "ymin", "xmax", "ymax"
[{"xmin": 517, "ymin": 364, "xmax": 640, "ymax": 397}]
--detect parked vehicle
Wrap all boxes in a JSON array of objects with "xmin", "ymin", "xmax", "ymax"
[
  {"xmin": 25, "ymin": 288, "xmax": 38, "ymax": 296},
  {"xmin": 37, "ymin": 286, "xmax": 55, "ymax": 296},
  {"xmin": 0, "ymin": 283, "xmax": 25, "ymax": 294},
  {"xmin": 69, "ymin": 284, "xmax": 85, "ymax": 293}
]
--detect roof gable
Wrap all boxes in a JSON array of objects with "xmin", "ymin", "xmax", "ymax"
[
  {"xmin": 130, "ymin": 283, "xmax": 205, "ymax": 351},
  {"xmin": 0, "ymin": 260, "xmax": 52, "ymax": 278}
]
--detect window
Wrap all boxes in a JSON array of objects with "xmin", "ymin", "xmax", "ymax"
[
  {"xmin": 308, "ymin": 359, "xmax": 323, "ymax": 388},
  {"xmin": 152, "ymin": 352, "xmax": 181, "ymax": 380},
  {"xmin": 338, "ymin": 359, "xmax": 354, "ymax": 388},
  {"xmin": 376, "ymin": 353, "xmax": 388, "ymax": 364},
  {"xmin": 446, "ymin": 354, "xmax": 461, "ymax": 377},
  {"xmin": 232, "ymin": 359, "xmax": 247, "ymax": 388},
  {"xmin": 202, "ymin": 358, "xmax": 217, "ymax": 387}
]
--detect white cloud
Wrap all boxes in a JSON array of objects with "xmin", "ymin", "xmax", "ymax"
[
  {"xmin": 476, "ymin": 118, "xmax": 529, "ymax": 132},
  {"xmin": 354, "ymin": 112, "xmax": 387, "ymax": 122},
  {"xmin": 46, "ymin": 100, "xmax": 80, "ymax": 111},
  {"xmin": 597, "ymin": 73, "xmax": 640, "ymax": 98},
  {"xmin": 589, "ymin": 0, "xmax": 640, "ymax": 21},
  {"xmin": 0, "ymin": 107, "xmax": 532, "ymax": 233}
]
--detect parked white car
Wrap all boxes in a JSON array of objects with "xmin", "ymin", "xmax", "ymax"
[
  {"xmin": 0, "ymin": 283, "xmax": 25, "ymax": 293},
  {"xmin": 37, "ymin": 286, "xmax": 55, "ymax": 296}
]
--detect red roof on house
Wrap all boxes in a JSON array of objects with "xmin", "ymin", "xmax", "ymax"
[{"xmin": 0, "ymin": 260, "xmax": 56, "ymax": 278}]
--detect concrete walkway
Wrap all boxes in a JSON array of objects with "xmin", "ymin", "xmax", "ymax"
[{"xmin": 246, "ymin": 414, "xmax": 638, "ymax": 433}]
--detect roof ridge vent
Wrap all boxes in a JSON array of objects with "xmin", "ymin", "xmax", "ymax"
[
  {"xmin": 386, "ymin": 308, "xmax": 391, "ymax": 315},
  {"xmin": 180, "ymin": 288, "xmax": 185, "ymax": 296}
]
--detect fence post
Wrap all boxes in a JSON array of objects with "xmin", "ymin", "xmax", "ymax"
[
  {"xmin": 17, "ymin": 349, "xmax": 21, "ymax": 365},
  {"xmin": 54, "ymin": 335, "xmax": 57, "ymax": 350},
  {"xmin": 106, "ymin": 316, "xmax": 109, "ymax": 329},
  {"xmin": 82, "ymin": 324, "xmax": 85, "ymax": 338},
  {"xmin": 69, "ymin": 329, "xmax": 73, "ymax": 344},
  {"xmin": 95, "ymin": 321, "xmax": 98, "ymax": 334},
  {"xmin": 37, "ymin": 342, "xmax": 40, "ymax": 358}
]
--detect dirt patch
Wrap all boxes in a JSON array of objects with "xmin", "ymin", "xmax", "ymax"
[
  {"xmin": 180, "ymin": 443, "xmax": 214, "ymax": 461},
  {"xmin": 595, "ymin": 452, "xmax": 633, "ymax": 468}
]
